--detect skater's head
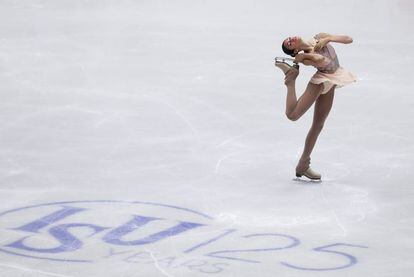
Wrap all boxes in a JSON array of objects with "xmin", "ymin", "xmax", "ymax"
[{"xmin": 282, "ymin": 36, "xmax": 300, "ymax": 57}]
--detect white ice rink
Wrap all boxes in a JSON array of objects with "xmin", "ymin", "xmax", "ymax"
[{"xmin": 1, "ymin": 0, "xmax": 413, "ymax": 276}]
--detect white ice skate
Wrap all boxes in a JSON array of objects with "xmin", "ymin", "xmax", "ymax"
[
  {"xmin": 295, "ymin": 157, "xmax": 322, "ymax": 181},
  {"xmin": 296, "ymin": 167, "xmax": 322, "ymax": 181},
  {"xmin": 274, "ymin": 57, "xmax": 299, "ymax": 74}
]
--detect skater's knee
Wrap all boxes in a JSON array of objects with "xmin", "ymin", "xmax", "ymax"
[{"xmin": 286, "ymin": 111, "xmax": 300, "ymax": 121}]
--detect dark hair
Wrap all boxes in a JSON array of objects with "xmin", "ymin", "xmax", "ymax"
[{"xmin": 282, "ymin": 42, "xmax": 295, "ymax": 57}]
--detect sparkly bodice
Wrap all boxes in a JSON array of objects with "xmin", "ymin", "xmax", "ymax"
[{"xmin": 309, "ymin": 34, "xmax": 340, "ymax": 73}]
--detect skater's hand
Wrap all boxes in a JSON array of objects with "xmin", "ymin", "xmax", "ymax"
[
  {"xmin": 294, "ymin": 53, "xmax": 305, "ymax": 63},
  {"xmin": 314, "ymin": 37, "xmax": 330, "ymax": 52},
  {"xmin": 284, "ymin": 67, "xmax": 299, "ymax": 86}
]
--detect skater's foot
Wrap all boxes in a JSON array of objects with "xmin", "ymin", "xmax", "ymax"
[
  {"xmin": 274, "ymin": 57, "xmax": 299, "ymax": 74},
  {"xmin": 295, "ymin": 167, "xmax": 322, "ymax": 180},
  {"xmin": 295, "ymin": 157, "xmax": 322, "ymax": 180}
]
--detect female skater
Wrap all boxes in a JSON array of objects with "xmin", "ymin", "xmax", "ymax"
[{"xmin": 276, "ymin": 33, "xmax": 356, "ymax": 180}]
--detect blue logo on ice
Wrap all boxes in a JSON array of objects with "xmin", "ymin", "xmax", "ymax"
[
  {"xmin": 0, "ymin": 200, "xmax": 369, "ymax": 273},
  {"xmin": 0, "ymin": 200, "xmax": 212, "ymax": 262}
]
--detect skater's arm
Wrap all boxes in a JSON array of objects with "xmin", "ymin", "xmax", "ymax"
[
  {"xmin": 317, "ymin": 33, "xmax": 353, "ymax": 44},
  {"xmin": 294, "ymin": 53, "xmax": 325, "ymax": 67},
  {"xmin": 314, "ymin": 33, "xmax": 353, "ymax": 51}
]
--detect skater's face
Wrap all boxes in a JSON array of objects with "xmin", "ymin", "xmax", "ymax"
[{"xmin": 283, "ymin": 36, "xmax": 300, "ymax": 50}]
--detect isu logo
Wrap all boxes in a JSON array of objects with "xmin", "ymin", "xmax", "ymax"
[
  {"xmin": 0, "ymin": 200, "xmax": 213, "ymax": 263},
  {"xmin": 0, "ymin": 200, "xmax": 368, "ymax": 274}
]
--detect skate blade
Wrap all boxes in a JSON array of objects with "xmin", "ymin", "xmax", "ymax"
[
  {"xmin": 275, "ymin": 56, "xmax": 295, "ymax": 63},
  {"xmin": 274, "ymin": 57, "xmax": 299, "ymax": 68},
  {"xmin": 293, "ymin": 177, "xmax": 322, "ymax": 184}
]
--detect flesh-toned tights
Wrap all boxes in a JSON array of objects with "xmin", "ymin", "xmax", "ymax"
[{"xmin": 285, "ymin": 82, "xmax": 335, "ymax": 172}]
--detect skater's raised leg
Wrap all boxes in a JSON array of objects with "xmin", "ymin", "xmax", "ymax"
[{"xmin": 284, "ymin": 68, "xmax": 322, "ymax": 121}]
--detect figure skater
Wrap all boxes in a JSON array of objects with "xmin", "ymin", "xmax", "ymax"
[{"xmin": 275, "ymin": 33, "xmax": 356, "ymax": 180}]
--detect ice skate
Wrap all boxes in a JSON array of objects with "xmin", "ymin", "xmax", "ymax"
[
  {"xmin": 274, "ymin": 56, "xmax": 299, "ymax": 74},
  {"xmin": 295, "ymin": 167, "xmax": 322, "ymax": 180},
  {"xmin": 295, "ymin": 157, "xmax": 322, "ymax": 181}
]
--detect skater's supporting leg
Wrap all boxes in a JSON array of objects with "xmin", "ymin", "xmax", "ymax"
[{"xmin": 299, "ymin": 86, "xmax": 335, "ymax": 163}]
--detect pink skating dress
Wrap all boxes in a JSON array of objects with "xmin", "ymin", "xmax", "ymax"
[{"xmin": 309, "ymin": 34, "xmax": 356, "ymax": 94}]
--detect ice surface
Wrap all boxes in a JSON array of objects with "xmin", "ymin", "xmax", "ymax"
[{"xmin": 0, "ymin": 0, "xmax": 413, "ymax": 276}]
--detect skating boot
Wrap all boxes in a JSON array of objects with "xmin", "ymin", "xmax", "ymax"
[
  {"xmin": 274, "ymin": 57, "xmax": 299, "ymax": 74},
  {"xmin": 295, "ymin": 157, "xmax": 322, "ymax": 181}
]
